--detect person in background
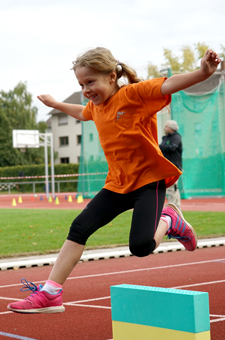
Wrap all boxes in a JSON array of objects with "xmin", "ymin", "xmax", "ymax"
[{"xmin": 159, "ymin": 120, "xmax": 182, "ymax": 208}]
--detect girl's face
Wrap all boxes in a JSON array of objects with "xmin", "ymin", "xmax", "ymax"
[{"xmin": 75, "ymin": 66, "xmax": 118, "ymax": 106}]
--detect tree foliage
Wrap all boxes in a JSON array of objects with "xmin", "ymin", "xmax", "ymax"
[
  {"xmin": 146, "ymin": 42, "xmax": 222, "ymax": 78},
  {"xmin": 220, "ymin": 44, "xmax": 225, "ymax": 60},
  {"xmin": 0, "ymin": 82, "xmax": 47, "ymax": 167}
]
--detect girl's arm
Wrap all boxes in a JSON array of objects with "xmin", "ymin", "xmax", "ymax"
[
  {"xmin": 161, "ymin": 49, "xmax": 221, "ymax": 96},
  {"xmin": 37, "ymin": 94, "xmax": 88, "ymax": 121}
]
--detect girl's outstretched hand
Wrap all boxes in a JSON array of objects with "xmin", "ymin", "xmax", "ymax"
[
  {"xmin": 201, "ymin": 49, "xmax": 221, "ymax": 77},
  {"xmin": 37, "ymin": 94, "xmax": 57, "ymax": 108}
]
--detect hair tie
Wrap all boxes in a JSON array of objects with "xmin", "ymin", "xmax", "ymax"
[{"xmin": 117, "ymin": 60, "xmax": 122, "ymax": 66}]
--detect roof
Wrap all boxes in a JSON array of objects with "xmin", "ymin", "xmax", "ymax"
[
  {"xmin": 183, "ymin": 72, "xmax": 223, "ymax": 94},
  {"xmin": 46, "ymin": 116, "xmax": 52, "ymax": 127}
]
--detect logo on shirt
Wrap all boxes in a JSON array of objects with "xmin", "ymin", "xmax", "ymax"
[{"xmin": 116, "ymin": 111, "xmax": 126, "ymax": 121}]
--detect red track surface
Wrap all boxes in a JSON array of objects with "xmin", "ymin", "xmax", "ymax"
[
  {"xmin": 0, "ymin": 247, "xmax": 225, "ymax": 339},
  {"xmin": 0, "ymin": 193, "xmax": 225, "ymax": 211},
  {"xmin": 0, "ymin": 194, "xmax": 224, "ymax": 339}
]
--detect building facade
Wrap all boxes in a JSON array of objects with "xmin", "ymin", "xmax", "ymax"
[{"xmin": 47, "ymin": 92, "xmax": 82, "ymax": 164}]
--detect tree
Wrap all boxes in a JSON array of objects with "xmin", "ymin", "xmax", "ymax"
[
  {"xmin": 0, "ymin": 82, "xmax": 47, "ymax": 167},
  {"xmin": 147, "ymin": 42, "xmax": 212, "ymax": 78},
  {"xmin": 219, "ymin": 44, "xmax": 225, "ymax": 60},
  {"xmin": 146, "ymin": 62, "xmax": 161, "ymax": 79}
]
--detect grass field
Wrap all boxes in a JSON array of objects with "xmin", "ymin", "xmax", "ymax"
[{"xmin": 0, "ymin": 209, "xmax": 225, "ymax": 258}]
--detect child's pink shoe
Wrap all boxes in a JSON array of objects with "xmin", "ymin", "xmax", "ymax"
[
  {"xmin": 161, "ymin": 203, "xmax": 197, "ymax": 251},
  {"xmin": 7, "ymin": 279, "xmax": 65, "ymax": 313}
]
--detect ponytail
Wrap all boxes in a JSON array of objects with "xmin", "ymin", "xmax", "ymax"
[{"xmin": 116, "ymin": 62, "xmax": 142, "ymax": 84}]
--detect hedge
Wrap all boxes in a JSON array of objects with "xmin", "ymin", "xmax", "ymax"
[{"xmin": 0, "ymin": 163, "xmax": 79, "ymax": 193}]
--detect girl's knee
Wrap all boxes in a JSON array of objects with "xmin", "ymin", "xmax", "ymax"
[
  {"xmin": 67, "ymin": 220, "xmax": 87, "ymax": 245},
  {"xmin": 129, "ymin": 240, "xmax": 156, "ymax": 257}
]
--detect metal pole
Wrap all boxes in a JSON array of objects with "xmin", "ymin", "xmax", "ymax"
[
  {"xmin": 81, "ymin": 91, "xmax": 85, "ymax": 198},
  {"xmin": 50, "ymin": 133, "xmax": 55, "ymax": 199},
  {"xmin": 81, "ymin": 121, "xmax": 85, "ymax": 198},
  {"xmin": 44, "ymin": 134, "xmax": 49, "ymax": 199}
]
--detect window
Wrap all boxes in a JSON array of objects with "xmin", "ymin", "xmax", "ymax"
[
  {"xmin": 58, "ymin": 115, "xmax": 68, "ymax": 125},
  {"xmin": 76, "ymin": 119, "xmax": 81, "ymax": 124},
  {"xmin": 77, "ymin": 135, "xmax": 82, "ymax": 145},
  {"xmin": 59, "ymin": 136, "xmax": 69, "ymax": 146},
  {"xmin": 60, "ymin": 157, "xmax": 70, "ymax": 164},
  {"xmin": 89, "ymin": 133, "xmax": 93, "ymax": 142}
]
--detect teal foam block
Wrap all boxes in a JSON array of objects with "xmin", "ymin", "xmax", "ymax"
[{"xmin": 111, "ymin": 284, "xmax": 210, "ymax": 333}]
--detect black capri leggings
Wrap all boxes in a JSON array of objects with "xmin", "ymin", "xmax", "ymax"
[{"xmin": 67, "ymin": 180, "xmax": 166, "ymax": 257}]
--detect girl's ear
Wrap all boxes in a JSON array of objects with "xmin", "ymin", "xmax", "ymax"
[{"xmin": 109, "ymin": 71, "xmax": 117, "ymax": 84}]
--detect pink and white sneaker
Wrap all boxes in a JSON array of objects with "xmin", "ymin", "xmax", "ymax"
[
  {"xmin": 7, "ymin": 278, "xmax": 65, "ymax": 313},
  {"xmin": 161, "ymin": 203, "xmax": 197, "ymax": 251}
]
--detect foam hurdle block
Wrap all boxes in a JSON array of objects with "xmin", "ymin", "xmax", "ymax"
[{"xmin": 111, "ymin": 284, "xmax": 210, "ymax": 340}]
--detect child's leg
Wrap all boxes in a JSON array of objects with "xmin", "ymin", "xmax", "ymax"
[
  {"xmin": 154, "ymin": 219, "xmax": 168, "ymax": 249},
  {"xmin": 48, "ymin": 240, "xmax": 84, "ymax": 285},
  {"xmin": 129, "ymin": 180, "xmax": 166, "ymax": 257},
  {"xmin": 7, "ymin": 188, "xmax": 133, "ymax": 313},
  {"xmin": 49, "ymin": 188, "xmax": 134, "ymax": 284},
  {"xmin": 161, "ymin": 203, "xmax": 197, "ymax": 251}
]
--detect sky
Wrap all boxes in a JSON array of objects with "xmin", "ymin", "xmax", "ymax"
[{"xmin": 1, "ymin": 0, "xmax": 225, "ymax": 122}]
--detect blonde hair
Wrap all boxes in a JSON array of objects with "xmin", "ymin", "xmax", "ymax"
[{"xmin": 71, "ymin": 47, "xmax": 142, "ymax": 84}]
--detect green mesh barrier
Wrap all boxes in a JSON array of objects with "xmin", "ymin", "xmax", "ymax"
[
  {"xmin": 172, "ymin": 77, "xmax": 225, "ymax": 198},
  {"xmin": 78, "ymin": 76, "xmax": 225, "ymax": 199},
  {"xmin": 77, "ymin": 120, "xmax": 108, "ymax": 198}
]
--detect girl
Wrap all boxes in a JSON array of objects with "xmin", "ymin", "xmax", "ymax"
[{"xmin": 8, "ymin": 47, "xmax": 221, "ymax": 313}]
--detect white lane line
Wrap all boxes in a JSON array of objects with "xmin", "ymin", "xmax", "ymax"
[
  {"xmin": 65, "ymin": 303, "xmax": 111, "ymax": 310},
  {"xmin": 210, "ymin": 317, "xmax": 225, "ymax": 323},
  {"xmin": 172, "ymin": 279, "xmax": 225, "ymax": 289},
  {"xmin": 65, "ymin": 296, "xmax": 111, "ymax": 304},
  {"xmin": 0, "ymin": 297, "xmax": 21, "ymax": 301},
  {"xmin": 0, "ymin": 332, "xmax": 38, "ymax": 340},
  {"xmin": 0, "ymin": 258, "xmax": 225, "ymax": 290}
]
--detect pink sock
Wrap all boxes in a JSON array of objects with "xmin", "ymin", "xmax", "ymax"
[
  {"xmin": 160, "ymin": 215, "xmax": 172, "ymax": 231},
  {"xmin": 42, "ymin": 280, "xmax": 62, "ymax": 294}
]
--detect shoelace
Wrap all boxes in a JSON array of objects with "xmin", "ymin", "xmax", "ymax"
[
  {"xmin": 20, "ymin": 278, "xmax": 38, "ymax": 293},
  {"xmin": 167, "ymin": 233, "xmax": 191, "ymax": 241}
]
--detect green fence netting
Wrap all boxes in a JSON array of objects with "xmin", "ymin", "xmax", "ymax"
[
  {"xmin": 172, "ymin": 74, "xmax": 225, "ymax": 198},
  {"xmin": 77, "ymin": 120, "xmax": 108, "ymax": 198},
  {"xmin": 77, "ymin": 96, "xmax": 108, "ymax": 198}
]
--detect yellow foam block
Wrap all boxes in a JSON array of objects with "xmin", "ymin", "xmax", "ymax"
[{"xmin": 112, "ymin": 321, "xmax": 211, "ymax": 340}]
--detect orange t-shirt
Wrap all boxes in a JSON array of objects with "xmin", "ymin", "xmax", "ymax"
[{"xmin": 82, "ymin": 77, "xmax": 182, "ymax": 194}]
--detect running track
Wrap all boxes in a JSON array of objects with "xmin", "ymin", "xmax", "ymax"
[
  {"xmin": 0, "ymin": 194, "xmax": 224, "ymax": 339},
  {"xmin": 0, "ymin": 247, "xmax": 225, "ymax": 339},
  {"xmin": 0, "ymin": 193, "xmax": 225, "ymax": 211}
]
